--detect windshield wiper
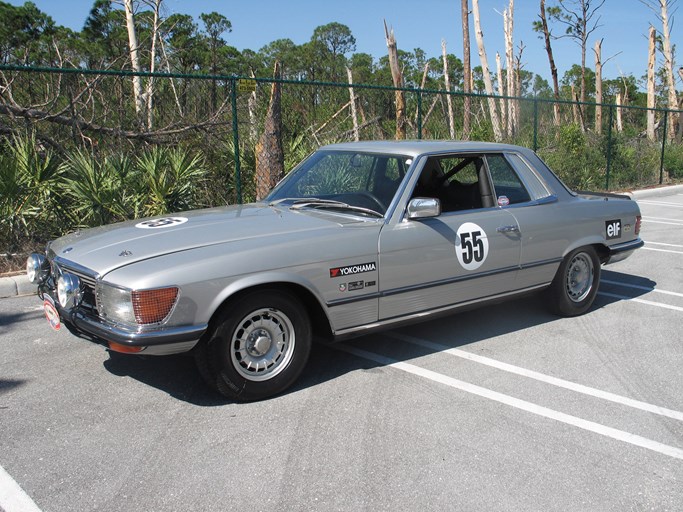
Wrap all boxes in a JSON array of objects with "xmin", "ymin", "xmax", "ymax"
[{"xmin": 290, "ymin": 199, "xmax": 383, "ymax": 218}]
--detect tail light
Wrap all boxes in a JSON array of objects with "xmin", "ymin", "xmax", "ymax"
[{"xmin": 635, "ymin": 215, "xmax": 642, "ymax": 236}]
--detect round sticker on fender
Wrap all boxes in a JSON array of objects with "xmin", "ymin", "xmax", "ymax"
[
  {"xmin": 135, "ymin": 217, "xmax": 188, "ymax": 229},
  {"xmin": 455, "ymin": 222, "xmax": 489, "ymax": 271}
]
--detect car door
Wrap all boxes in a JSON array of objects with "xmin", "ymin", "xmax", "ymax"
[{"xmin": 377, "ymin": 155, "xmax": 522, "ymax": 321}]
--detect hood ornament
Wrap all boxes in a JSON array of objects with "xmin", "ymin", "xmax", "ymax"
[
  {"xmin": 119, "ymin": 250, "xmax": 133, "ymax": 257},
  {"xmin": 62, "ymin": 247, "xmax": 73, "ymax": 254}
]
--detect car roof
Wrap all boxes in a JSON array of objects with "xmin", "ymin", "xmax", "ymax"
[{"xmin": 320, "ymin": 140, "xmax": 533, "ymax": 159}]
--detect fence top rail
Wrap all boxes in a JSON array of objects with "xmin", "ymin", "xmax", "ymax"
[{"xmin": 1, "ymin": 63, "xmax": 682, "ymax": 115}]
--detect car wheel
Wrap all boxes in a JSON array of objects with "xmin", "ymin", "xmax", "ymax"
[
  {"xmin": 196, "ymin": 289, "xmax": 312, "ymax": 401},
  {"xmin": 549, "ymin": 246, "xmax": 601, "ymax": 317}
]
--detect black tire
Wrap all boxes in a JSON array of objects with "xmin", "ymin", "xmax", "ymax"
[
  {"xmin": 195, "ymin": 289, "xmax": 312, "ymax": 401},
  {"xmin": 548, "ymin": 246, "xmax": 601, "ymax": 317}
]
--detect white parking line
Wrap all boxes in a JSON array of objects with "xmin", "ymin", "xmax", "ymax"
[
  {"xmin": 386, "ymin": 332, "xmax": 683, "ymax": 421},
  {"xmin": 643, "ymin": 220, "xmax": 683, "ymax": 226},
  {"xmin": 646, "ymin": 216, "xmax": 683, "ymax": 222},
  {"xmin": 646, "ymin": 241, "xmax": 683, "ymax": 248},
  {"xmin": 642, "ymin": 247, "xmax": 683, "ymax": 254},
  {"xmin": 639, "ymin": 200, "xmax": 683, "ymax": 208},
  {"xmin": 601, "ymin": 279, "xmax": 683, "ymax": 298},
  {"xmin": 598, "ymin": 291, "xmax": 683, "ymax": 312},
  {"xmin": 0, "ymin": 464, "xmax": 42, "ymax": 512},
  {"xmin": 337, "ymin": 344, "xmax": 683, "ymax": 461}
]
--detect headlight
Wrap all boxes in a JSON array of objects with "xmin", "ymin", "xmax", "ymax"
[
  {"xmin": 57, "ymin": 273, "xmax": 82, "ymax": 310},
  {"xmin": 97, "ymin": 283, "xmax": 179, "ymax": 326},
  {"xmin": 26, "ymin": 253, "xmax": 50, "ymax": 284}
]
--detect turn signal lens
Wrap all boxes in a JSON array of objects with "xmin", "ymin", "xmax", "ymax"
[
  {"xmin": 108, "ymin": 341, "xmax": 145, "ymax": 354},
  {"xmin": 635, "ymin": 215, "xmax": 642, "ymax": 236},
  {"xmin": 131, "ymin": 287, "xmax": 179, "ymax": 324}
]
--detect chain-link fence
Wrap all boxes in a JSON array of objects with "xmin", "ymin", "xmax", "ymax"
[{"xmin": 1, "ymin": 64, "xmax": 682, "ymax": 207}]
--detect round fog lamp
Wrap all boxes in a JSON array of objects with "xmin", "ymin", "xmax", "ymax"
[
  {"xmin": 26, "ymin": 253, "xmax": 49, "ymax": 284},
  {"xmin": 57, "ymin": 273, "xmax": 82, "ymax": 310}
]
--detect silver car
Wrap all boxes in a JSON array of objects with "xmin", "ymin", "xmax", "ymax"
[{"xmin": 27, "ymin": 141, "xmax": 643, "ymax": 400}]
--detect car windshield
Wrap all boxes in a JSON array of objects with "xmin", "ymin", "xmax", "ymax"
[{"xmin": 266, "ymin": 150, "xmax": 412, "ymax": 216}]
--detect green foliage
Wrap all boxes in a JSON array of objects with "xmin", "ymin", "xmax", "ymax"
[{"xmin": 0, "ymin": 135, "xmax": 63, "ymax": 246}]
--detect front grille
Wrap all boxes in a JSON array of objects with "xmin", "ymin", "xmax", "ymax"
[{"xmin": 52, "ymin": 260, "xmax": 99, "ymax": 315}]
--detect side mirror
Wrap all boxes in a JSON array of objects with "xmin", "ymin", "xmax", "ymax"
[{"xmin": 406, "ymin": 197, "xmax": 441, "ymax": 220}]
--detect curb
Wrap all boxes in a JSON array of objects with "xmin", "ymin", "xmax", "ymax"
[
  {"xmin": 2, "ymin": 184, "xmax": 681, "ymax": 300},
  {"xmin": 0, "ymin": 274, "xmax": 36, "ymax": 299}
]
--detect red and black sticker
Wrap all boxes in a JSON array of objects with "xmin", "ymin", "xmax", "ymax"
[
  {"xmin": 606, "ymin": 219, "xmax": 622, "ymax": 240},
  {"xmin": 329, "ymin": 262, "xmax": 377, "ymax": 278}
]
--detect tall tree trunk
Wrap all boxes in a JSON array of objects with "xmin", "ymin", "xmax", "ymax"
[
  {"xmin": 504, "ymin": 1, "xmax": 515, "ymax": 137},
  {"xmin": 384, "ymin": 20, "xmax": 406, "ymax": 140},
  {"xmin": 539, "ymin": 0, "xmax": 561, "ymax": 126},
  {"xmin": 255, "ymin": 62, "xmax": 284, "ymax": 201},
  {"xmin": 123, "ymin": 0, "xmax": 144, "ymax": 119},
  {"xmin": 461, "ymin": 0, "xmax": 472, "ymax": 140},
  {"xmin": 496, "ymin": 52, "xmax": 507, "ymax": 137},
  {"xmin": 647, "ymin": 25, "xmax": 656, "ymax": 141},
  {"xmin": 659, "ymin": 0, "xmax": 679, "ymax": 141},
  {"xmin": 594, "ymin": 39, "xmax": 603, "ymax": 134},
  {"xmin": 442, "ymin": 39, "xmax": 455, "ymax": 139},
  {"xmin": 347, "ymin": 66, "xmax": 360, "ymax": 141},
  {"xmin": 144, "ymin": 0, "xmax": 162, "ymax": 130},
  {"xmin": 472, "ymin": 0, "xmax": 503, "ymax": 141},
  {"xmin": 616, "ymin": 92, "xmax": 623, "ymax": 133}
]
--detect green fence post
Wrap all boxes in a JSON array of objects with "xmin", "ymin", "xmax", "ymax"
[
  {"xmin": 604, "ymin": 105, "xmax": 614, "ymax": 190},
  {"xmin": 231, "ymin": 78, "xmax": 242, "ymax": 204},
  {"xmin": 533, "ymin": 98, "xmax": 539, "ymax": 151},
  {"xmin": 659, "ymin": 110, "xmax": 669, "ymax": 185}
]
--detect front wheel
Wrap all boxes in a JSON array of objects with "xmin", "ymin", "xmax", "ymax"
[
  {"xmin": 548, "ymin": 246, "xmax": 601, "ymax": 317},
  {"xmin": 196, "ymin": 289, "xmax": 312, "ymax": 401}
]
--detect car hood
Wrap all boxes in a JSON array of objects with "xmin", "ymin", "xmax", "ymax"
[{"xmin": 48, "ymin": 203, "xmax": 373, "ymax": 277}]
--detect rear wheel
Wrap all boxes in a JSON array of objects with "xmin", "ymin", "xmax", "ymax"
[
  {"xmin": 548, "ymin": 246, "xmax": 601, "ymax": 317},
  {"xmin": 195, "ymin": 289, "xmax": 312, "ymax": 401}
]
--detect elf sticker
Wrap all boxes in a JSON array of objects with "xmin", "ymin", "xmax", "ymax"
[{"xmin": 455, "ymin": 222, "xmax": 489, "ymax": 271}]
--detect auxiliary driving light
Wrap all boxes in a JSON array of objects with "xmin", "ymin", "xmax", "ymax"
[
  {"xmin": 57, "ymin": 273, "xmax": 82, "ymax": 310},
  {"xmin": 26, "ymin": 253, "xmax": 50, "ymax": 284}
]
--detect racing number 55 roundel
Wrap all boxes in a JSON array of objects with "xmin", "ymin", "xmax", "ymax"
[{"xmin": 455, "ymin": 222, "xmax": 489, "ymax": 271}]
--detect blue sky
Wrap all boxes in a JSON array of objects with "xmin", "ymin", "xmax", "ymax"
[{"xmin": 7, "ymin": 0, "xmax": 682, "ymax": 86}]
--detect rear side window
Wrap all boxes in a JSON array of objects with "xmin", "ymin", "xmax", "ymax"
[
  {"xmin": 506, "ymin": 153, "xmax": 552, "ymax": 200},
  {"xmin": 485, "ymin": 154, "xmax": 531, "ymax": 206}
]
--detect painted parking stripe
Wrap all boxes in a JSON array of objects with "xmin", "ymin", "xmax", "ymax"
[
  {"xmin": 642, "ymin": 247, "xmax": 683, "ymax": 254},
  {"xmin": 601, "ymin": 279, "xmax": 683, "ymax": 298},
  {"xmin": 645, "ymin": 216, "xmax": 683, "ymax": 222},
  {"xmin": 598, "ymin": 291, "xmax": 683, "ymax": 312},
  {"xmin": 642, "ymin": 220, "xmax": 683, "ymax": 226},
  {"xmin": 0, "ymin": 464, "xmax": 42, "ymax": 512},
  {"xmin": 337, "ymin": 344, "xmax": 683, "ymax": 461},
  {"xmin": 646, "ymin": 241, "xmax": 683, "ymax": 248},
  {"xmin": 639, "ymin": 200, "xmax": 683, "ymax": 207},
  {"xmin": 386, "ymin": 332, "xmax": 683, "ymax": 421}
]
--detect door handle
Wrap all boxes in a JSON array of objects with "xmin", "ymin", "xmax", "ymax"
[{"xmin": 497, "ymin": 225, "xmax": 520, "ymax": 234}]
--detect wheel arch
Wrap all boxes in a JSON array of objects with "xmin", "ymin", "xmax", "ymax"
[{"xmin": 204, "ymin": 278, "xmax": 333, "ymax": 341}]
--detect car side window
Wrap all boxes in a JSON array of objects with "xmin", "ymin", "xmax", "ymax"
[{"xmin": 485, "ymin": 154, "xmax": 531, "ymax": 206}]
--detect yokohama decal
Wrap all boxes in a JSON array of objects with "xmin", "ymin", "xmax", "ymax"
[{"xmin": 329, "ymin": 262, "xmax": 376, "ymax": 278}]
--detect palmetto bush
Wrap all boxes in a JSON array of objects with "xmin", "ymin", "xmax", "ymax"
[{"xmin": 0, "ymin": 135, "xmax": 64, "ymax": 247}]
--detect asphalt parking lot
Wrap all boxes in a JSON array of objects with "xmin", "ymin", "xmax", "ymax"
[{"xmin": 1, "ymin": 191, "xmax": 682, "ymax": 512}]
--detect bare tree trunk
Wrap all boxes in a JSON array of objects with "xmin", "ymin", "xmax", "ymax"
[
  {"xmin": 347, "ymin": 66, "xmax": 360, "ymax": 141},
  {"xmin": 504, "ymin": 0, "xmax": 515, "ymax": 137},
  {"xmin": 158, "ymin": 23, "xmax": 184, "ymax": 117},
  {"xmin": 539, "ymin": 0, "xmax": 561, "ymax": 126},
  {"xmin": 594, "ymin": 39, "xmax": 603, "ymax": 134},
  {"xmin": 248, "ymin": 70, "xmax": 258, "ymax": 143},
  {"xmin": 122, "ymin": 0, "xmax": 144, "ymax": 118},
  {"xmin": 515, "ymin": 41, "xmax": 525, "ymax": 131},
  {"xmin": 462, "ymin": 0, "xmax": 472, "ymax": 140},
  {"xmin": 255, "ymin": 62, "xmax": 284, "ymax": 201},
  {"xmin": 441, "ymin": 40, "xmax": 456, "ymax": 139},
  {"xmin": 571, "ymin": 85, "xmax": 580, "ymax": 125},
  {"xmin": 659, "ymin": 0, "xmax": 678, "ymax": 140},
  {"xmin": 384, "ymin": 21, "xmax": 407, "ymax": 140},
  {"xmin": 616, "ymin": 92, "xmax": 623, "ymax": 132},
  {"xmin": 647, "ymin": 25, "xmax": 656, "ymax": 141},
  {"xmin": 496, "ymin": 52, "xmax": 507, "ymax": 137},
  {"xmin": 472, "ymin": 0, "xmax": 503, "ymax": 141},
  {"xmin": 143, "ymin": 0, "xmax": 162, "ymax": 130}
]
